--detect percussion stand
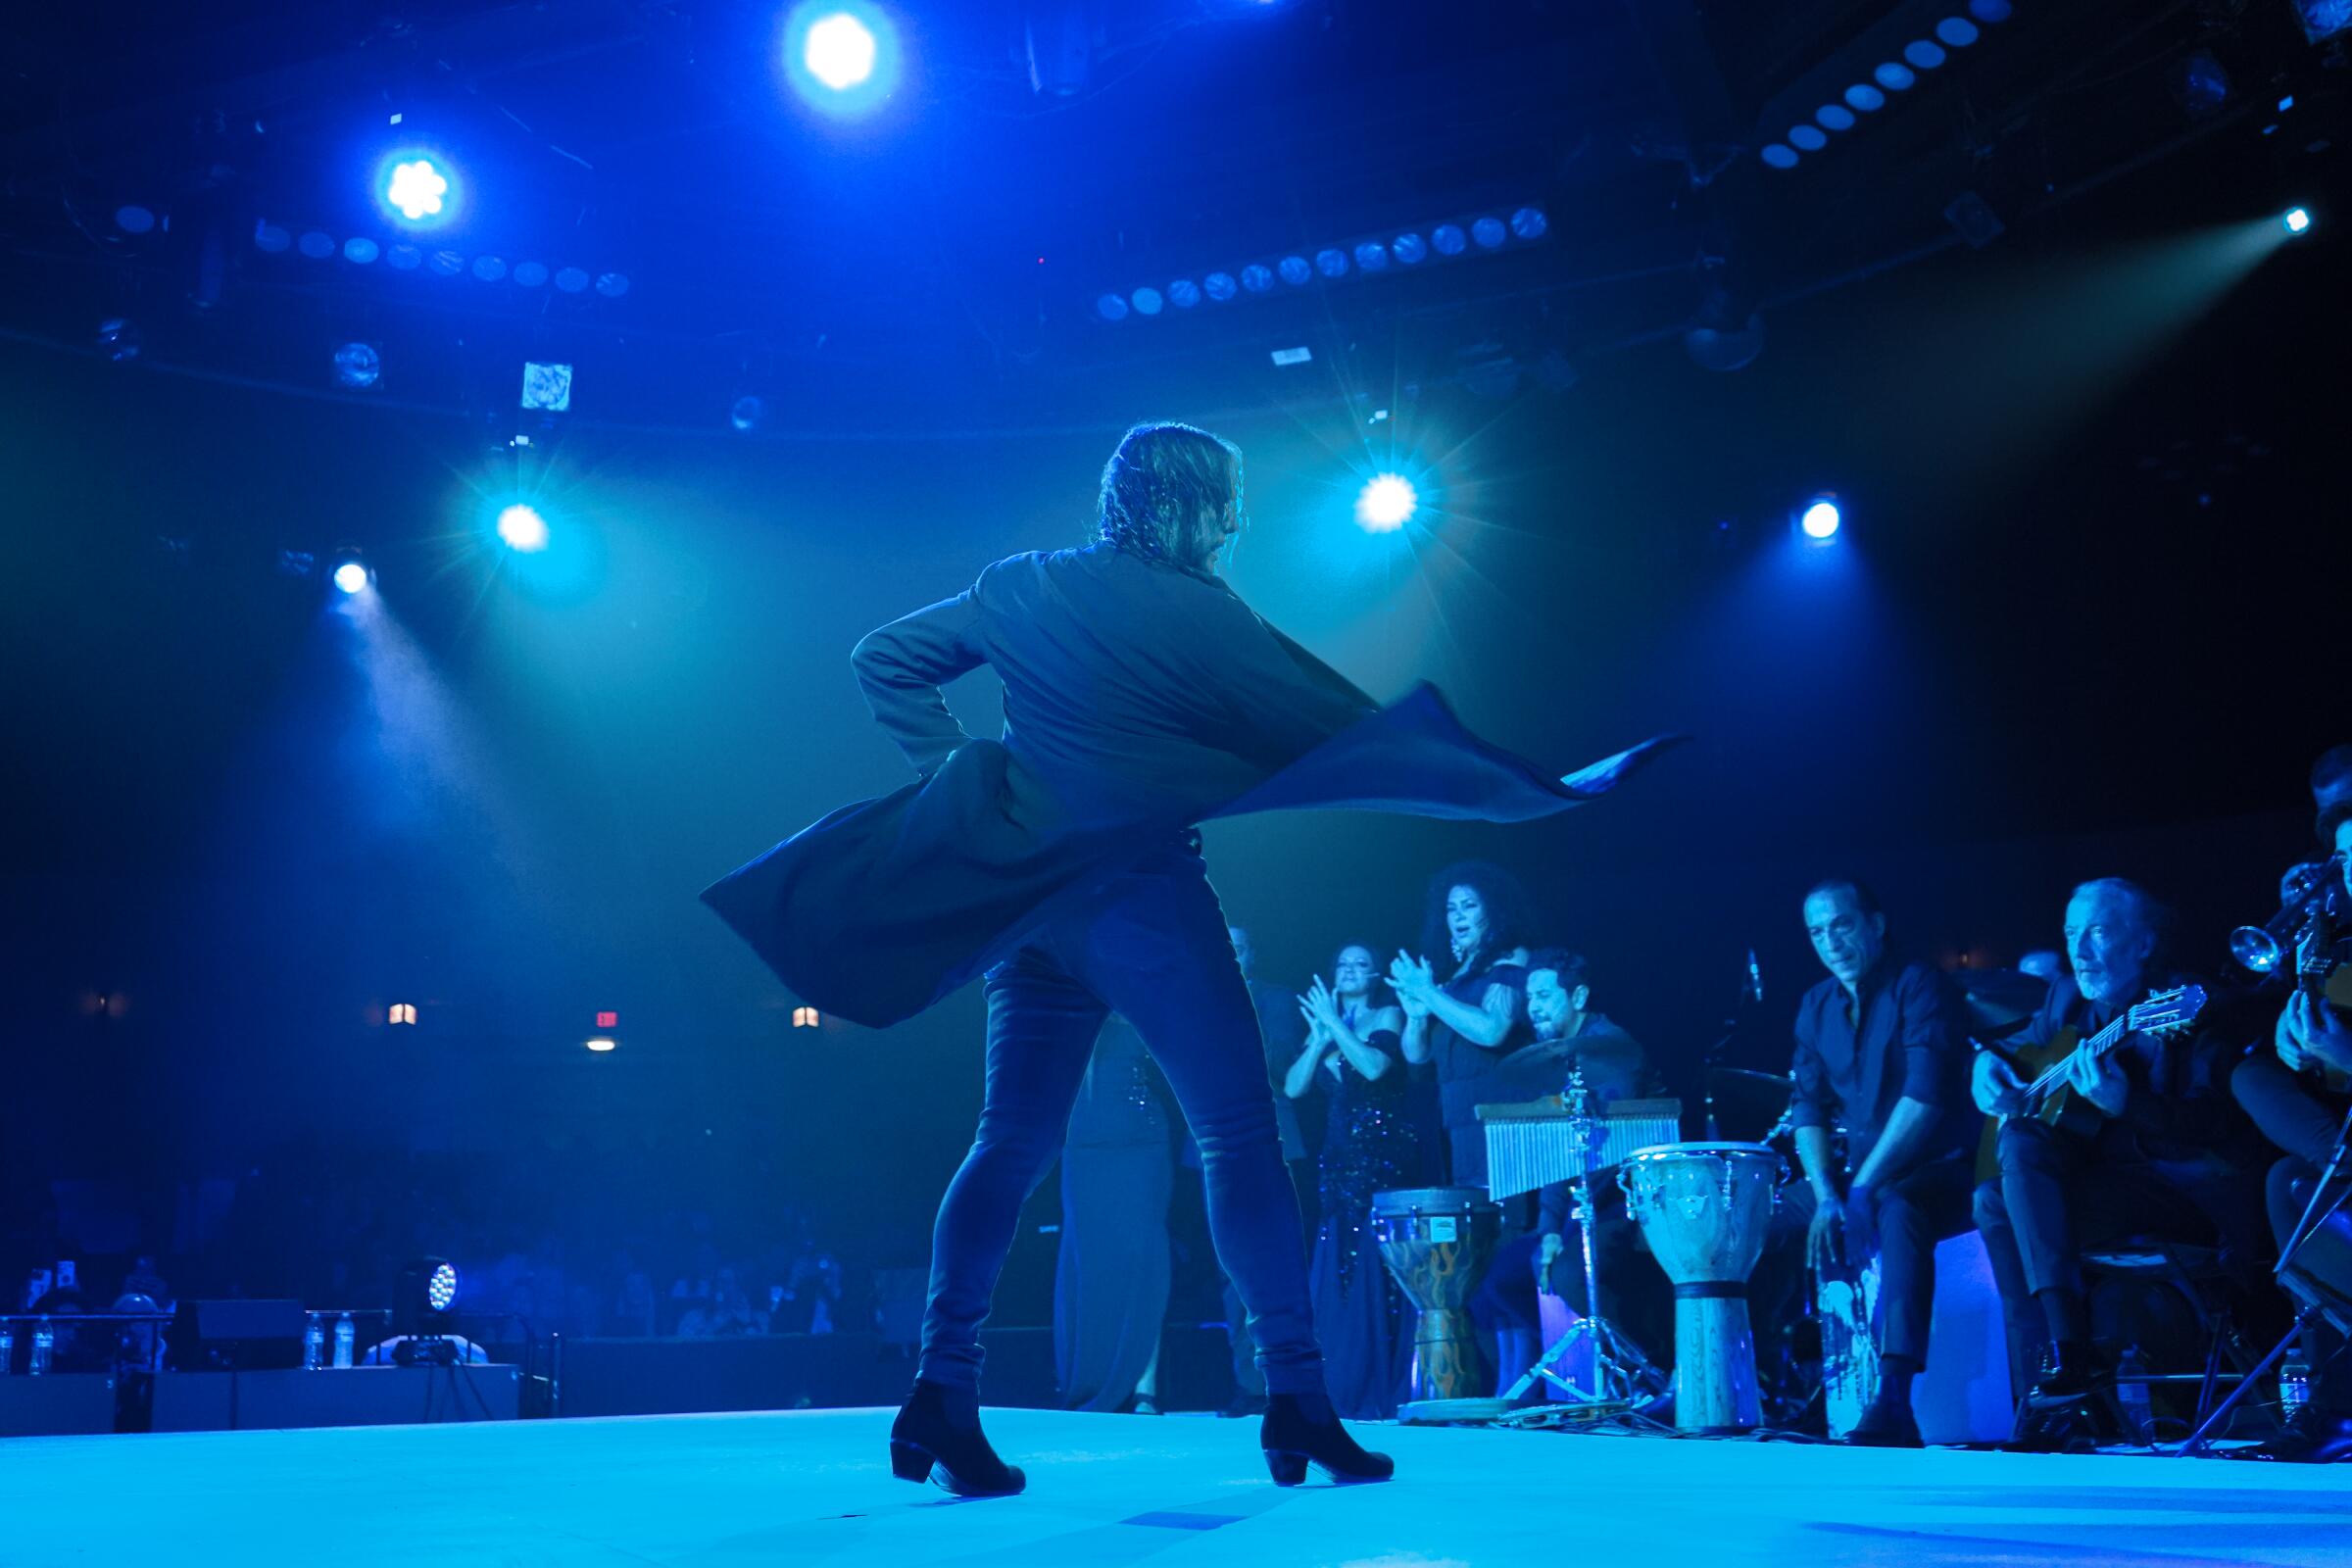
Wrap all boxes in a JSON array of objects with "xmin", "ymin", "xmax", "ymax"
[
  {"xmin": 1503, "ymin": 1069, "xmax": 1668, "ymax": 1408},
  {"xmin": 2176, "ymin": 1101, "xmax": 2352, "ymax": 1456}
]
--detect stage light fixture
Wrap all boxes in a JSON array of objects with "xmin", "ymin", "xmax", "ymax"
[
  {"xmin": 1510, "ymin": 207, "xmax": 1548, "ymax": 240},
  {"xmin": 1845, "ymin": 83, "xmax": 1886, "ymax": 112},
  {"xmin": 115, "ymin": 205, "xmax": 156, "ymax": 234},
  {"xmin": 298, "ymin": 230, "xmax": 335, "ymax": 260},
  {"xmin": 390, "ymin": 1004, "xmax": 417, "ymax": 1025},
  {"xmin": 387, "ymin": 243, "xmax": 422, "ymax": 270},
  {"xmin": 384, "ymin": 157, "xmax": 452, "ymax": 224},
  {"xmin": 1314, "ymin": 247, "xmax": 1349, "ymax": 278},
  {"xmin": 1131, "ymin": 286, "xmax": 1164, "ymax": 316},
  {"xmin": 1167, "ymin": 278, "xmax": 1201, "ymax": 307},
  {"xmin": 585, "ymin": 1036, "xmax": 618, "ymax": 1053},
  {"xmin": 786, "ymin": 3, "xmax": 901, "ymax": 115},
  {"xmin": 793, "ymin": 1006, "xmax": 821, "ymax": 1028},
  {"xmin": 391, "ymin": 1257, "xmax": 460, "ymax": 1362},
  {"xmin": 344, "ymin": 237, "xmax": 380, "ymax": 264},
  {"xmin": 497, "ymin": 504, "xmax": 550, "ymax": 552},
  {"xmin": 1875, "ymin": 61, "xmax": 1916, "ymax": 91},
  {"xmin": 520, "ymin": 362, "xmax": 573, "ymax": 413},
  {"xmin": 332, "ymin": 561, "xmax": 371, "ymax": 595},
  {"xmin": 253, "ymin": 222, "xmax": 292, "ymax": 254},
  {"xmin": 554, "ymin": 267, "xmax": 590, "ymax": 293},
  {"xmin": 1817, "ymin": 104, "xmax": 1856, "ymax": 131},
  {"xmin": 1202, "ymin": 270, "xmax": 1238, "ymax": 301},
  {"xmin": 1353, "ymin": 242, "xmax": 1388, "ymax": 272},
  {"xmin": 1471, "ymin": 217, "xmax": 1506, "ymax": 249},
  {"xmin": 1903, "ymin": 39, "xmax": 1947, "ymax": 71},
  {"xmin": 1097, "ymin": 292, "xmax": 1129, "ymax": 321},
  {"xmin": 1354, "ymin": 474, "xmax": 1417, "ymax": 533},
  {"xmin": 2284, "ymin": 207, "xmax": 2312, "ymax": 234},
  {"xmin": 1800, "ymin": 497, "xmax": 1842, "ymax": 541},
  {"xmin": 1969, "ymin": 0, "xmax": 2012, "ymax": 19},
  {"xmin": 1789, "ymin": 124, "xmax": 1829, "ymax": 152},
  {"xmin": 428, "ymin": 249, "xmax": 464, "ymax": 277},
  {"xmin": 1936, "ymin": 18, "xmax": 1982, "ymax": 47},
  {"xmin": 1761, "ymin": 143, "xmax": 1799, "ymax": 170},
  {"xmin": 1240, "ymin": 264, "xmax": 1274, "ymax": 293},
  {"xmin": 1432, "ymin": 223, "xmax": 1467, "ymax": 256},
  {"xmin": 1278, "ymin": 255, "xmax": 1312, "ymax": 286},
  {"xmin": 1393, "ymin": 232, "xmax": 1428, "ymax": 264},
  {"xmin": 595, "ymin": 271, "xmax": 630, "ymax": 299},
  {"xmin": 472, "ymin": 255, "xmax": 507, "ymax": 282},
  {"xmin": 333, "ymin": 342, "xmax": 381, "ymax": 389},
  {"xmin": 514, "ymin": 261, "xmax": 549, "ymax": 287}
]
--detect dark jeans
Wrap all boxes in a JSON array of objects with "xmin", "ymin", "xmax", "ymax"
[
  {"xmin": 917, "ymin": 841, "xmax": 1322, "ymax": 1397},
  {"xmin": 1221, "ymin": 1154, "xmax": 1317, "ymax": 1399},
  {"xmin": 1763, "ymin": 1154, "xmax": 1977, "ymax": 1366},
  {"xmin": 1973, "ymin": 1117, "xmax": 2269, "ymax": 1360},
  {"xmin": 2233, "ymin": 1054, "xmax": 2352, "ymax": 1409}
]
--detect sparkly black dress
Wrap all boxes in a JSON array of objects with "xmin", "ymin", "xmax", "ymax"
[{"xmin": 1305, "ymin": 1017, "xmax": 1420, "ymax": 1420}]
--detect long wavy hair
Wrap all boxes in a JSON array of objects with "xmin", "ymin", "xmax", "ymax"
[
  {"xmin": 1096, "ymin": 421, "xmax": 1242, "ymax": 575},
  {"xmin": 1420, "ymin": 861, "xmax": 1535, "ymax": 978}
]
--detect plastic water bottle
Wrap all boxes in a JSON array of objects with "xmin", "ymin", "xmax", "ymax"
[
  {"xmin": 332, "ymin": 1313, "xmax": 356, "ymax": 1369},
  {"xmin": 0, "ymin": 1322, "xmax": 14, "ymax": 1374},
  {"xmin": 28, "ymin": 1318, "xmax": 53, "ymax": 1377},
  {"xmin": 2281, "ymin": 1348, "xmax": 2312, "ymax": 1419},
  {"xmin": 2116, "ymin": 1345, "xmax": 2153, "ymax": 1444},
  {"xmin": 303, "ymin": 1315, "xmax": 325, "ymax": 1370}
]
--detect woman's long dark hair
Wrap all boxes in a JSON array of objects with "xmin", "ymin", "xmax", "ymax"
[
  {"xmin": 1096, "ymin": 421, "xmax": 1242, "ymax": 575},
  {"xmin": 1420, "ymin": 861, "xmax": 1535, "ymax": 977}
]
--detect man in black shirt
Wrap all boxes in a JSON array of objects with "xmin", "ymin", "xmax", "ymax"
[
  {"xmin": 1767, "ymin": 878, "xmax": 1978, "ymax": 1446},
  {"xmin": 1971, "ymin": 878, "xmax": 2271, "ymax": 1426}
]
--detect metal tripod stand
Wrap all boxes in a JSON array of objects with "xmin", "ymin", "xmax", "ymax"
[{"xmin": 1502, "ymin": 1067, "xmax": 1669, "ymax": 1408}]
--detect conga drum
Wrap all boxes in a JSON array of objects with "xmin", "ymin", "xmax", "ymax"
[
  {"xmin": 1618, "ymin": 1143, "xmax": 1782, "ymax": 1434},
  {"xmin": 1372, "ymin": 1187, "xmax": 1503, "ymax": 1419}
]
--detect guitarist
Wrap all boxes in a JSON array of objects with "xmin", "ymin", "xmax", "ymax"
[
  {"xmin": 2226, "ymin": 793, "xmax": 2352, "ymax": 1462},
  {"xmin": 1970, "ymin": 878, "xmax": 2273, "ymax": 1423},
  {"xmin": 1767, "ymin": 878, "xmax": 1979, "ymax": 1447}
]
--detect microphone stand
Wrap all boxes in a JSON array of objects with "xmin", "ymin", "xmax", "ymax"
[{"xmin": 2177, "ymin": 1100, "xmax": 2352, "ymax": 1455}]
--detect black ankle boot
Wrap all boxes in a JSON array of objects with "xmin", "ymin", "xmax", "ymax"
[
  {"xmin": 890, "ymin": 1380, "xmax": 1026, "ymax": 1497},
  {"xmin": 1259, "ymin": 1391, "xmax": 1395, "ymax": 1486}
]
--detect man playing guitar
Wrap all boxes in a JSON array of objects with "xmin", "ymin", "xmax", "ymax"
[{"xmin": 1971, "ymin": 878, "xmax": 2273, "ymax": 1435}]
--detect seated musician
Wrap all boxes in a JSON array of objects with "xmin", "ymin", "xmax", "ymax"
[
  {"xmin": 1971, "ymin": 878, "xmax": 2273, "ymax": 1431},
  {"xmin": 2227, "ymin": 787, "xmax": 2352, "ymax": 1462},
  {"xmin": 1481, "ymin": 950, "xmax": 1666, "ymax": 1386},
  {"xmin": 1770, "ymin": 878, "xmax": 1979, "ymax": 1446}
]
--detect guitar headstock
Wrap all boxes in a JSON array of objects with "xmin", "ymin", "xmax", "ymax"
[{"xmin": 2127, "ymin": 984, "xmax": 2208, "ymax": 1037}]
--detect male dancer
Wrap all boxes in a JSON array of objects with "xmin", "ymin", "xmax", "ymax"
[{"xmin": 705, "ymin": 420, "xmax": 1670, "ymax": 1494}]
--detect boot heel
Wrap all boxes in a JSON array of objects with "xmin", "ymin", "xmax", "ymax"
[
  {"xmin": 890, "ymin": 1440, "xmax": 935, "ymax": 1483},
  {"xmin": 1264, "ymin": 1448, "xmax": 1308, "ymax": 1487}
]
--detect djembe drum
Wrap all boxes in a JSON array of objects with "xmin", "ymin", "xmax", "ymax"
[
  {"xmin": 1371, "ymin": 1186, "xmax": 1503, "ymax": 1420},
  {"xmin": 1618, "ymin": 1143, "xmax": 1782, "ymax": 1434}
]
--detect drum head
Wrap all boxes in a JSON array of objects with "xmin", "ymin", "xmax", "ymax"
[{"xmin": 1622, "ymin": 1141, "xmax": 1780, "ymax": 1166}]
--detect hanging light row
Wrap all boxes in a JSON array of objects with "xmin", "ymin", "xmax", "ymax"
[
  {"xmin": 1758, "ymin": 0, "xmax": 2014, "ymax": 172},
  {"xmin": 1094, "ymin": 205, "xmax": 1551, "ymax": 324},
  {"xmin": 239, "ymin": 217, "xmax": 634, "ymax": 297}
]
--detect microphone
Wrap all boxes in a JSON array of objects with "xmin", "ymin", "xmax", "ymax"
[{"xmin": 1745, "ymin": 949, "xmax": 1764, "ymax": 1004}]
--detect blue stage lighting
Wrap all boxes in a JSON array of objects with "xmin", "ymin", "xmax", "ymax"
[
  {"xmin": 382, "ymin": 157, "xmax": 454, "ymax": 225},
  {"xmin": 1790, "ymin": 125, "xmax": 1829, "ymax": 152},
  {"xmin": 1817, "ymin": 104, "xmax": 1856, "ymax": 132},
  {"xmin": 1800, "ymin": 498, "xmax": 1841, "ymax": 540},
  {"xmin": 1279, "ymin": 255, "xmax": 1312, "ymax": 286},
  {"xmin": 1097, "ymin": 292, "xmax": 1129, "ymax": 321},
  {"xmin": 1471, "ymin": 216, "xmax": 1506, "ymax": 249},
  {"xmin": 1203, "ymin": 270, "xmax": 1238, "ymax": 301},
  {"xmin": 1510, "ymin": 207, "xmax": 1548, "ymax": 240},
  {"xmin": 1875, "ymin": 62, "xmax": 1917, "ymax": 91},
  {"xmin": 2284, "ymin": 207, "xmax": 2312, "ymax": 234},
  {"xmin": 1167, "ymin": 278, "xmax": 1201, "ymax": 308},
  {"xmin": 785, "ymin": 3, "xmax": 902, "ymax": 115},
  {"xmin": 333, "ymin": 342, "xmax": 381, "ymax": 389},
  {"xmin": 344, "ymin": 237, "xmax": 379, "ymax": 265},
  {"xmin": 1845, "ymin": 83, "xmax": 1886, "ymax": 112},
  {"xmin": 1241, "ymin": 264, "xmax": 1274, "ymax": 293},
  {"xmin": 1314, "ymin": 248, "xmax": 1348, "ymax": 278},
  {"xmin": 498, "ymin": 504, "xmax": 550, "ymax": 553},
  {"xmin": 1968, "ymin": 0, "xmax": 2013, "ymax": 20},
  {"xmin": 1131, "ymin": 286, "xmax": 1164, "ymax": 316},
  {"xmin": 332, "ymin": 561, "xmax": 371, "ymax": 595},
  {"xmin": 1355, "ymin": 474, "xmax": 1417, "ymax": 533},
  {"xmin": 1353, "ymin": 242, "xmax": 1389, "ymax": 271},
  {"xmin": 1432, "ymin": 223, "xmax": 1467, "ymax": 256},
  {"xmin": 1761, "ymin": 144, "xmax": 1799, "ymax": 170},
  {"xmin": 1393, "ymin": 232, "xmax": 1428, "ymax": 265}
]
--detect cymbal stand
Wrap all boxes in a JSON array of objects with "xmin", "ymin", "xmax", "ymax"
[{"xmin": 1504, "ymin": 1066, "xmax": 1668, "ymax": 1408}]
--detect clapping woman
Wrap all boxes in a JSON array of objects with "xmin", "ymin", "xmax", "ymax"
[{"xmin": 1286, "ymin": 946, "xmax": 1418, "ymax": 1419}]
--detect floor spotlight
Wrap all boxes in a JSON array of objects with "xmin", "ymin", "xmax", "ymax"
[
  {"xmin": 1799, "ymin": 497, "xmax": 1842, "ymax": 541},
  {"xmin": 332, "ymin": 560, "xmax": 371, "ymax": 594},
  {"xmin": 1355, "ymin": 473, "xmax": 1417, "ymax": 533},
  {"xmin": 497, "ymin": 504, "xmax": 550, "ymax": 553},
  {"xmin": 2284, "ymin": 207, "xmax": 2312, "ymax": 235},
  {"xmin": 391, "ymin": 1257, "xmax": 460, "ymax": 1363}
]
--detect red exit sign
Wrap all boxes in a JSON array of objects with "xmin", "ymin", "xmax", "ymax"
[{"xmin": 595, "ymin": 1010, "xmax": 618, "ymax": 1029}]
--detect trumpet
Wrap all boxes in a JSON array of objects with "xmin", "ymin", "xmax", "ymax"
[{"xmin": 2230, "ymin": 854, "xmax": 2346, "ymax": 977}]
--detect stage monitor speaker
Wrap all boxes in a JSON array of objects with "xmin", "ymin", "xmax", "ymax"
[
  {"xmin": 170, "ymin": 1298, "xmax": 308, "ymax": 1370},
  {"xmin": 0, "ymin": 1373, "xmax": 117, "ymax": 1436}
]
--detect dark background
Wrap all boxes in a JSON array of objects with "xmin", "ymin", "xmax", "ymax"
[{"xmin": 1, "ymin": 0, "xmax": 2345, "ymax": 1327}]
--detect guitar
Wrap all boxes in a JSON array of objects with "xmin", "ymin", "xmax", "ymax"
[
  {"xmin": 1973, "ymin": 984, "xmax": 2209, "ymax": 1179},
  {"xmin": 2282, "ymin": 915, "xmax": 2352, "ymax": 1095}
]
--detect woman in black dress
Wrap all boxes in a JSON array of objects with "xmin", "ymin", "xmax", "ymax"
[
  {"xmin": 1285, "ymin": 945, "xmax": 1417, "ymax": 1419},
  {"xmin": 703, "ymin": 422, "xmax": 1672, "ymax": 1495}
]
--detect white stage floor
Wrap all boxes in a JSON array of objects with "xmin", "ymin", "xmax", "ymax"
[{"xmin": 4, "ymin": 1407, "xmax": 2349, "ymax": 1566}]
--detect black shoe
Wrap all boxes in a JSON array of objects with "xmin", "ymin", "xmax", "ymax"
[
  {"xmin": 1844, "ymin": 1392, "xmax": 1923, "ymax": 1448},
  {"xmin": 2028, "ymin": 1342, "xmax": 2114, "ymax": 1407},
  {"xmin": 2226, "ymin": 1404, "xmax": 2352, "ymax": 1464},
  {"xmin": 1259, "ymin": 1391, "xmax": 1395, "ymax": 1486},
  {"xmin": 889, "ymin": 1379, "xmax": 1026, "ymax": 1497}
]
